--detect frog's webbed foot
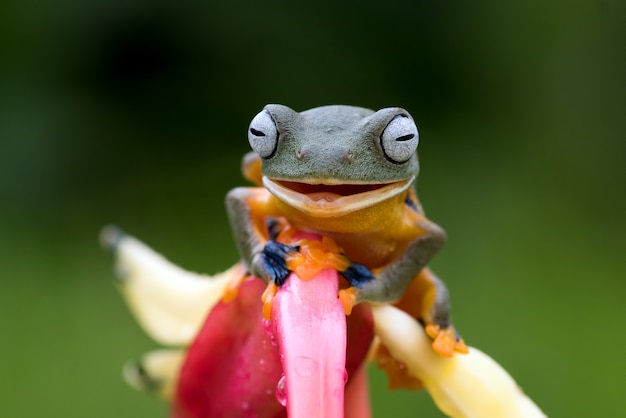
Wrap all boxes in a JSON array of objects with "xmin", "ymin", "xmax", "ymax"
[
  {"xmin": 340, "ymin": 263, "xmax": 392, "ymax": 305},
  {"xmin": 341, "ymin": 262, "xmax": 377, "ymax": 288},
  {"xmin": 339, "ymin": 260, "xmax": 420, "ymax": 315},
  {"xmin": 338, "ymin": 262, "xmax": 378, "ymax": 315},
  {"xmin": 423, "ymin": 321, "xmax": 468, "ymax": 358},
  {"xmin": 253, "ymin": 240, "xmax": 300, "ymax": 286}
]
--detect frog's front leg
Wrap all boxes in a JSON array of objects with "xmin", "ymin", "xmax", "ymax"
[
  {"xmin": 226, "ymin": 187, "xmax": 298, "ymax": 285},
  {"xmin": 342, "ymin": 218, "xmax": 466, "ymax": 356},
  {"xmin": 347, "ymin": 217, "xmax": 447, "ymax": 304}
]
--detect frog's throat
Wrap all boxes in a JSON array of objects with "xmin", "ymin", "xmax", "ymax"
[{"xmin": 262, "ymin": 175, "xmax": 415, "ymax": 218}]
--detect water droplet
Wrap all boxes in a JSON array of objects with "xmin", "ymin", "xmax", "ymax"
[
  {"xmin": 275, "ymin": 375, "xmax": 288, "ymax": 406},
  {"xmin": 242, "ymin": 401, "xmax": 255, "ymax": 418},
  {"xmin": 259, "ymin": 358, "xmax": 266, "ymax": 371},
  {"xmin": 343, "ymin": 368, "xmax": 349, "ymax": 384},
  {"xmin": 263, "ymin": 319, "xmax": 273, "ymax": 334},
  {"xmin": 294, "ymin": 356, "xmax": 317, "ymax": 377},
  {"xmin": 269, "ymin": 332, "xmax": 278, "ymax": 347}
]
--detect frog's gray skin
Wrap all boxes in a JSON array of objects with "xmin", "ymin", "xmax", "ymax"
[{"xmin": 226, "ymin": 105, "xmax": 462, "ymax": 352}]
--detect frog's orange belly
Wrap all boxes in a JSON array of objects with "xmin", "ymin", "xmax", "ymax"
[{"xmin": 302, "ymin": 229, "xmax": 403, "ymax": 269}]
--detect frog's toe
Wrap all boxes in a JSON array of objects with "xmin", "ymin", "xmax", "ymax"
[
  {"xmin": 338, "ymin": 287, "xmax": 358, "ymax": 315},
  {"xmin": 259, "ymin": 240, "xmax": 299, "ymax": 286},
  {"xmin": 425, "ymin": 323, "xmax": 469, "ymax": 358}
]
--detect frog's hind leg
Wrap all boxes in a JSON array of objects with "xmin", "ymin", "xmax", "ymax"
[{"xmin": 394, "ymin": 268, "xmax": 468, "ymax": 357}]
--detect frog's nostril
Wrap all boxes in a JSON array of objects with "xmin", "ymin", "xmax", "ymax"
[{"xmin": 296, "ymin": 149, "xmax": 306, "ymax": 160}]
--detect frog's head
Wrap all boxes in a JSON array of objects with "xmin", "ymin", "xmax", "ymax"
[{"xmin": 247, "ymin": 104, "xmax": 420, "ymax": 217}]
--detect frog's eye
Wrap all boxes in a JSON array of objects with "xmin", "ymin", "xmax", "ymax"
[
  {"xmin": 248, "ymin": 110, "xmax": 279, "ymax": 158},
  {"xmin": 380, "ymin": 114, "xmax": 419, "ymax": 164}
]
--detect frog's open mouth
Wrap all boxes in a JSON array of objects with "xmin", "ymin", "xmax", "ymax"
[{"xmin": 262, "ymin": 176, "xmax": 414, "ymax": 217}]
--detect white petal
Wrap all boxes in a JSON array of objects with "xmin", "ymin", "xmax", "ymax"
[
  {"xmin": 371, "ymin": 304, "xmax": 546, "ymax": 418},
  {"xmin": 108, "ymin": 230, "xmax": 241, "ymax": 346}
]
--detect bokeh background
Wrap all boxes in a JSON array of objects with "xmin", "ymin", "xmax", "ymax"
[{"xmin": 1, "ymin": 0, "xmax": 624, "ymax": 417}]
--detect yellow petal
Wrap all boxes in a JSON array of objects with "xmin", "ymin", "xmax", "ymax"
[
  {"xmin": 370, "ymin": 304, "xmax": 546, "ymax": 418},
  {"xmin": 102, "ymin": 227, "xmax": 236, "ymax": 346}
]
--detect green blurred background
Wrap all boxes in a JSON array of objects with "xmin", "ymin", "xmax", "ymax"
[{"xmin": 1, "ymin": 0, "xmax": 624, "ymax": 416}]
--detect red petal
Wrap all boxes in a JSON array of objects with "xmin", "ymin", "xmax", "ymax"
[
  {"xmin": 173, "ymin": 269, "xmax": 374, "ymax": 418},
  {"xmin": 344, "ymin": 365, "xmax": 372, "ymax": 418},
  {"xmin": 173, "ymin": 278, "xmax": 286, "ymax": 418}
]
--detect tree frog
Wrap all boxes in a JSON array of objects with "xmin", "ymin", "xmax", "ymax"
[{"xmin": 228, "ymin": 104, "xmax": 466, "ymax": 357}]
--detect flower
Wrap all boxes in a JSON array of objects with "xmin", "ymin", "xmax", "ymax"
[{"xmin": 101, "ymin": 226, "xmax": 545, "ymax": 418}]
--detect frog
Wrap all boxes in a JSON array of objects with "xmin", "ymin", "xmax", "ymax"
[{"xmin": 227, "ymin": 104, "xmax": 467, "ymax": 357}]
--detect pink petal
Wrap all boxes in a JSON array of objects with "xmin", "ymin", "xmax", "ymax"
[{"xmin": 272, "ymin": 269, "xmax": 347, "ymax": 418}]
